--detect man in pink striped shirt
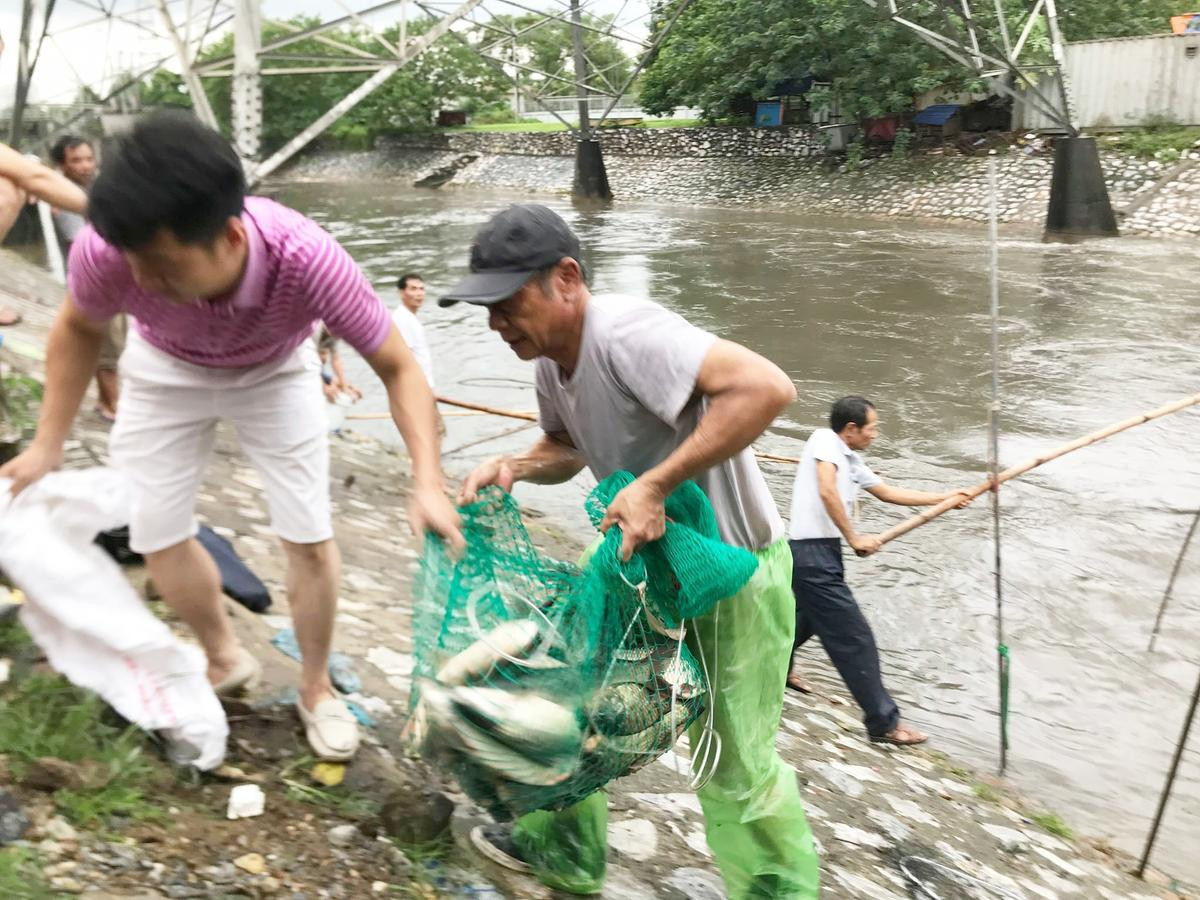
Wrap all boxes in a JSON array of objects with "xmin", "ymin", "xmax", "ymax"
[{"xmin": 0, "ymin": 111, "xmax": 462, "ymax": 761}]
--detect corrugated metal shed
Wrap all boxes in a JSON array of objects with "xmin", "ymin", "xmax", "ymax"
[{"xmin": 1015, "ymin": 33, "xmax": 1200, "ymax": 131}]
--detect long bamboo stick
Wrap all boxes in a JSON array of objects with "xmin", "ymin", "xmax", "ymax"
[
  {"xmin": 754, "ymin": 451, "xmax": 802, "ymax": 465},
  {"xmin": 338, "ymin": 390, "xmax": 1200, "ymax": 512},
  {"xmin": 344, "ymin": 396, "xmax": 540, "ymax": 423},
  {"xmin": 346, "ymin": 409, "xmax": 493, "ymax": 420},
  {"xmin": 349, "ymin": 398, "xmax": 804, "ymax": 464},
  {"xmin": 436, "ymin": 395, "xmax": 539, "ymax": 422},
  {"xmin": 878, "ymin": 391, "xmax": 1200, "ymax": 547}
]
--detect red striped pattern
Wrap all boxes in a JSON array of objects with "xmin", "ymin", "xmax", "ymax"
[{"xmin": 68, "ymin": 197, "xmax": 391, "ymax": 368}]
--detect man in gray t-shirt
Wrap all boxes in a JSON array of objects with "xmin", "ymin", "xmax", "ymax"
[{"xmin": 445, "ymin": 205, "xmax": 819, "ymax": 899}]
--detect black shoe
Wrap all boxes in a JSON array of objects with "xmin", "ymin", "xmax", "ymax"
[{"xmin": 470, "ymin": 824, "xmax": 531, "ymax": 874}]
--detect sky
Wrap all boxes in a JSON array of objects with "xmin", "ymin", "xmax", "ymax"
[{"xmin": 1, "ymin": 0, "xmax": 652, "ymax": 109}]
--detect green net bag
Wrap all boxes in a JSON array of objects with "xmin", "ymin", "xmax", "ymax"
[{"xmin": 410, "ymin": 471, "xmax": 758, "ymax": 821}]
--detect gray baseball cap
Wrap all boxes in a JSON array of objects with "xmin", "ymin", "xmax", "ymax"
[{"xmin": 439, "ymin": 204, "xmax": 583, "ymax": 307}]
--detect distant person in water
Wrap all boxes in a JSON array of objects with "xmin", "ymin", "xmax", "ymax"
[{"xmin": 786, "ymin": 395, "xmax": 971, "ymax": 746}]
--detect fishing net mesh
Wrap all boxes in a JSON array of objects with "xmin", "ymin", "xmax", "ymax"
[{"xmin": 410, "ymin": 472, "xmax": 758, "ymax": 821}]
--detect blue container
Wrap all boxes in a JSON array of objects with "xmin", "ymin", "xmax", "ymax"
[{"xmin": 755, "ymin": 100, "xmax": 783, "ymax": 127}]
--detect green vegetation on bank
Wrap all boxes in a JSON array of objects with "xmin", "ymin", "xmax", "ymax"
[
  {"xmin": 0, "ymin": 668, "xmax": 165, "ymax": 829},
  {"xmin": 0, "ymin": 373, "xmax": 42, "ymax": 434},
  {"xmin": 1031, "ymin": 811, "xmax": 1074, "ymax": 840},
  {"xmin": 0, "ymin": 846, "xmax": 54, "ymax": 900},
  {"xmin": 1102, "ymin": 124, "xmax": 1200, "ymax": 162},
  {"xmin": 445, "ymin": 117, "xmax": 703, "ymax": 134},
  {"xmin": 639, "ymin": 0, "xmax": 1180, "ymax": 123}
]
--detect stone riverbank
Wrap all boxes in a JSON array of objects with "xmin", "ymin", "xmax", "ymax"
[
  {"xmin": 0, "ymin": 249, "xmax": 1195, "ymax": 899},
  {"xmin": 280, "ymin": 128, "xmax": 1200, "ymax": 240}
]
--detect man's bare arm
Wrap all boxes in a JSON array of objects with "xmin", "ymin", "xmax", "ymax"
[
  {"xmin": 0, "ymin": 144, "xmax": 88, "ymax": 214},
  {"xmin": 0, "ymin": 297, "xmax": 106, "ymax": 493},
  {"xmin": 458, "ymin": 431, "xmax": 585, "ymax": 504}
]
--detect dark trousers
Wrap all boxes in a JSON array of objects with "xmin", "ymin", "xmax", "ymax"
[{"xmin": 790, "ymin": 538, "xmax": 900, "ymax": 737}]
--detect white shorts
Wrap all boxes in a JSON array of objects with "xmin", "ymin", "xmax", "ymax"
[{"xmin": 110, "ymin": 330, "xmax": 332, "ymax": 555}]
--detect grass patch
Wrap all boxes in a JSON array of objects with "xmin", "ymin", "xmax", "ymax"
[
  {"xmin": 972, "ymin": 782, "xmax": 1001, "ymax": 803},
  {"xmin": 391, "ymin": 837, "xmax": 453, "ymax": 899},
  {"xmin": 0, "ymin": 616, "xmax": 34, "ymax": 656},
  {"xmin": 279, "ymin": 755, "xmax": 379, "ymax": 820},
  {"xmin": 1031, "ymin": 811, "xmax": 1073, "ymax": 840},
  {"xmin": 0, "ymin": 847, "xmax": 56, "ymax": 899},
  {"xmin": 0, "ymin": 373, "xmax": 43, "ymax": 434},
  {"xmin": 0, "ymin": 670, "xmax": 163, "ymax": 828},
  {"xmin": 450, "ymin": 120, "xmax": 568, "ymax": 133},
  {"xmin": 1103, "ymin": 124, "xmax": 1200, "ymax": 161},
  {"xmin": 638, "ymin": 118, "xmax": 702, "ymax": 129}
]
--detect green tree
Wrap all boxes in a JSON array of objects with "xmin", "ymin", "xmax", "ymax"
[
  {"xmin": 639, "ymin": 0, "xmax": 970, "ymax": 121},
  {"xmin": 485, "ymin": 13, "xmax": 634, "ymax": 97},
  {"xmin": 137, "ymin": 69, "xmax": 191, "ymax": 109},
  {"xmin": 1057, "ymin": 0, "xmax": 1178, "ymax": 41},
  {"xmin": 638, "ymin": 0, "xmax": 1182, "ymax": 123}
]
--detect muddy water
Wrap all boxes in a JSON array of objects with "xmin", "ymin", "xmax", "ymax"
[{"xmin": 271, "ymin": 181, "xmax": 1200, "ymax": 881}]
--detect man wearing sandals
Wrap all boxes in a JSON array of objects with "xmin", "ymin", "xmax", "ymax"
[
  {"xmin": 0, "ymin": 112, "xmax": 463, "ymax": 761},
  {"xmin": 449, "ymin": 204, "xmax": 818, "ymax": 898},
  {"xmin": 786, "ymin": 395, "xmax": 970, "ymax": 746}
]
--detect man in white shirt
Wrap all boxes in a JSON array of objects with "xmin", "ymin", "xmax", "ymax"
[
  {"xmin": 787, "ymin": 395, "xmax": 969, "ymax": 745},
  {"xmin": 392, "ymin": 273, "xmax": 434, "ymax": 388}
]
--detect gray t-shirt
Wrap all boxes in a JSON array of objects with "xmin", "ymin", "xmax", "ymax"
[
  {"xmin": 535, "ymin": 294, "xmax": 784, "ymax": 551},
  {"xmin": 53, "ymin": 209, "xmax": 87, "ymax": 259}
]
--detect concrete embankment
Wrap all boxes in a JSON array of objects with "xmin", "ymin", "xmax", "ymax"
[{"xmin": 279, "ymin": 128, "xmax": 1200, "ymax": 239}]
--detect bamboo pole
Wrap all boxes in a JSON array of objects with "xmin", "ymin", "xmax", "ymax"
[
  {"xmin": 344, "ymin": 396, "xmax": 539, "ymax": 422},
  {"xmin": 754, "ymin": 451, "xmax": 802, "ymax": 465},
  {"xmin": 1137, "ymin": 662, "xmax": 1200, "ymax": 878},
  {"xmin": 435, "ymin": 395, "xmax": 539, "ymax": 422},
  {"xmin": 1148, "ymin": 507, "xmax": 1200, "ymax": 653},
  {"xmin": 347, "ymin": 409, "xmax": 493, "ymax": 420},
  {"xmin": 878, "ymin": 391, "xmax": 1200, "ymax": 547},
  {"xmin": 350, "ymin": 396, "xmax": 804, "ymax": 464},
  {"xmin": 338, "ymin": 390, "xmax": 1200, "ymax": 514}
]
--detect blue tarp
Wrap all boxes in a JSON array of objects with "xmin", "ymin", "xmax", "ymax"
[{"xmin": 914, "ymin": 104, "xmax": 961, "ymax": 126}]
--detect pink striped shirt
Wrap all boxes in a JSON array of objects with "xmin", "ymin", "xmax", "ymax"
[{"xmin": 67, "ymin": 196, "xmax": 391, "ymax": 368}]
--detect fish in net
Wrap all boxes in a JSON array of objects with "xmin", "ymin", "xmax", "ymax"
[{"xmin": 409, "ymin": 471, "xmax": 758, "ymax": 820}]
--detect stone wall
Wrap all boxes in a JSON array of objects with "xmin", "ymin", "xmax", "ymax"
[
  {"xmin": 280, "ymin": 128, "xmax": 1199, "ymax": 239},
  {"xmin": 1122, "ymin": 161, "xmax": 1200, "ymax": 237},
  {"xmin": 377, "ymin": 126, "xmax": 823, "ymax": 159}
]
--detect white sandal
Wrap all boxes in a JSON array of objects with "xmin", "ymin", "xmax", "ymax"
[{"xmin": 297, "ymin": 697, "xmax": 360, "ymax": 761}]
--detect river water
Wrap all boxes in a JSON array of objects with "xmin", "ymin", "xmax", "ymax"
[{"xmin": 270, "ymin": 181, "xmax": 1200, "ymax": 882}]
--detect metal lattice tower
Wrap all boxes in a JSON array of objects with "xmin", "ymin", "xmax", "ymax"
[
  {"xmin": 860, "ymin": 0, "xmax": 1077, "ymax": 134},
  {"xmin": 5, "ymin": 0, "xmax": 677, "ymax": 186}
]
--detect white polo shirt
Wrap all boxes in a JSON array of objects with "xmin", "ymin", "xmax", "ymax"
[
  {"xmin": 787, "ymin": 428, "xmax": 882, "ymax": 540},
  {"xmin": 392, "ymin": 304, "xmax": 435, "ymax": 388}
]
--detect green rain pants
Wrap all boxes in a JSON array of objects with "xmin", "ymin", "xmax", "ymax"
[{"xmin": 512, "ymin": 538, "xmax": 820, "ymax": 898}]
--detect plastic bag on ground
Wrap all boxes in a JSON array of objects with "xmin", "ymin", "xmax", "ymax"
[{"xmin": 0, "ymin": 468, "xmax": 228, "ymax": 770}]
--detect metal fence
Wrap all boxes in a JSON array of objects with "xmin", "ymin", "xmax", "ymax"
[{"xmin": 1015, "ymin": 33, "xmax": 1200, "ymax": 131}]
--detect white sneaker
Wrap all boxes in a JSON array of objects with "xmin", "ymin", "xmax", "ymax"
[{"xmin": 297, "ymin": 696, "xmax": 360, "ymax": 760}]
